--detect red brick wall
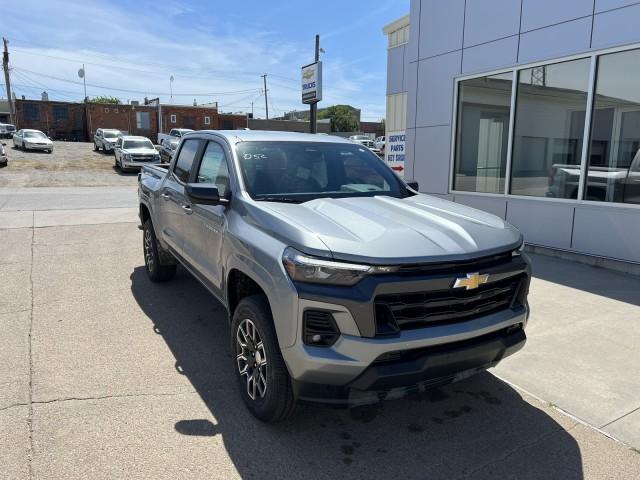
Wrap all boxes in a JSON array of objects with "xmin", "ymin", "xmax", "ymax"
[
  {"xmin": 15, "ymin": 100, "xmax": 86, "ymax": 141},
  {"xmin": 161, "ymin": 106, "xmax": 218, "ymax": 136},
  {"xmin": 218, "ymin": 114, "xmax": 248, "ymax": 130},
  {"xmin": 360, "ymin": 121, "xmax": 385, "ymax": 138},
  {"xmin": 88, "ymin": 104, "xmax": 158, "ymax": 140}
]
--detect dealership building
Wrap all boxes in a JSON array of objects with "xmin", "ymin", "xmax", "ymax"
[{"xmin": 385, "ymin": 1, "xmax": 640, "ymax": 266}]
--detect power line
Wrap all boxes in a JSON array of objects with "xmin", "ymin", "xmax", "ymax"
[{"xmin": 13, "ymin": 67, "xmax": 263, "ymax": 97}]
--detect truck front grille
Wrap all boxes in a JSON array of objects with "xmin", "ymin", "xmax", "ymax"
[
  {"xmin": 131, "ymin": 155, "xmax": 157, "ymax": 162},
  {"xmin": 374, "ymin": 274, "xmax": 525, "ymax": 332}
]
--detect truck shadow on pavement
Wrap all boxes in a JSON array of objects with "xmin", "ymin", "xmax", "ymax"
[{"xmin": 131, "ymin": 266, "xmax": 584, "ymax": 479}]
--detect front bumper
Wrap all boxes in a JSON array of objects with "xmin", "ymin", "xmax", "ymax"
[
  {"xmin": 24, "ymin": 143, "xmax": 52, "ymax": 151},
  {"xmin": 292, "ymin": 323, "xmax": 526, "ymax": 404},
  {"xmin": 122, "ymin": 159, "xmax": 161, "ymax": 169},
  {"xmin": 278, "ymin": 251, "xmax": 531, "ymax": 402}
]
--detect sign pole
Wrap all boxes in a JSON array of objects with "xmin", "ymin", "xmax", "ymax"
[{"xmin": 309, "ymin": 35, "xmax": 319, "ymax": 134}]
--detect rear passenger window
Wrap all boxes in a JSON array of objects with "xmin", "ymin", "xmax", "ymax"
[
  {"xmin": 173, "ymin": 139, "xmax": 199, "ymax": 182},
  {"xmin": 197, "ymin": 142, "xmax": 230, "ymax": 196}
]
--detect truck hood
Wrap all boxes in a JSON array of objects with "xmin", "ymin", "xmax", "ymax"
[{"xmin": 253, "ymin": 194, "xmax": 522, "ymax": 264}]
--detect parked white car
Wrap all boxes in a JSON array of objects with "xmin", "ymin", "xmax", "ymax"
[
  {"xmin": 94, "ymin": 128, "xmax": 122, "ymax": 153},
  {"xmin": 13, "ymin": 129, "xmax": 53, "ymax": 153},
  {"xmin": 349, "ymin": 134, "xmax": 381, "ymax": 156},
  {"xmin": 0, "ymin": 141, "xmax": 7, "ymax": 167},
  {"xmin": 114, "ymin": 136, "xmax": 160, "ymax": 172},
  {"xmin": 374, "ymin": 135, "xmax": 385, "ymax": 151}
]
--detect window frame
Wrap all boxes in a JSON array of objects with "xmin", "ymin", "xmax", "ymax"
[
  {"xmin": 193, "ymin": 140, "xmax": 233, "ymax": 196},
  {"xmin": 171, "ymin": 138, "xmax": 203, "ymax": 184},
  {"xmin": 449, "ymin": 42, "xmax": 640, "ymax": 211}
]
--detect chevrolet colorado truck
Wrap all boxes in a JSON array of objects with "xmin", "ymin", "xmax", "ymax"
[{"xmin": 138, "ymin": 130, "xmax": 531, "ymax": 422}]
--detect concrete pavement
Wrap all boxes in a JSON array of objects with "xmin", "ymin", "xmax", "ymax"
[
  {"xmin": 495, "ymin": 254, "xmax": 640, "ymax": 448},
  {"xmin": 1, "ymin": 188, "xmax": 639, "ymax": 478}
]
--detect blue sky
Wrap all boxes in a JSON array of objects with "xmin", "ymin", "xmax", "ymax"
[{"xmin": 2, "ymin": 0, "xmax": 409, "ymax": 121}]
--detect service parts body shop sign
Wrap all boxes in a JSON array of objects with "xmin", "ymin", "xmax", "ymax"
[{"xmin": 385, "ymin": 130, "xmax": 406, "ymax": 177}]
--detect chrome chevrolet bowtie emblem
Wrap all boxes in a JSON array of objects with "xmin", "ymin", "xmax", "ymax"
[{"xmin": 453, "ymin": 273, "xmax": 489, "ymax": 290}]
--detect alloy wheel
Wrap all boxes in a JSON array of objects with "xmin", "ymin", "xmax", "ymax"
[
  {"xmin": 236, "ymin": 318, "xmax": 268, "ymax": 400},
  {"xmin": 143, "ymin": 227, "xmax": 154, "ymax": 272}
]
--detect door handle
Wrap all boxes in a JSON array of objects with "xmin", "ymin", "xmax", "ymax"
[
  {"xmin": 181, "ymin": 204, "xmax": 193, "ymax": 214},
  {"xmin": 161, "ymin": 192, "xmax": 171, "ymax": 200}
]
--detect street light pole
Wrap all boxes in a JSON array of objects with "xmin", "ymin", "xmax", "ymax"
[
  {"xmin": 309, "ymin": 34, "xmax": 320, "ymax": 134},
  {"xmin": 261, "ymin": 74, "xmax": 269, "ymax": 120}
]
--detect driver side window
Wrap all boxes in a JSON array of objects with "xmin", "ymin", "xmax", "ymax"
[{"xmin": 197, "ymin": 141, "xmax": 230, "ymax": 196}]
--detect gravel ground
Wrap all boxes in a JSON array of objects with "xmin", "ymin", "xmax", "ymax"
[{"xmin": 0, "ymin": 141, "xmax": 138, "ymax": 187}]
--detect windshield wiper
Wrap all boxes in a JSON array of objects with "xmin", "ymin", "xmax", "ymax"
[{"xmin": 254, "ymin": 196, "xmax": 304, "ymax": 204}]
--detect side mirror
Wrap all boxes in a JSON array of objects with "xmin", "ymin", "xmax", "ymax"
[
  {"xmin": 406, "ymin": 180, "xmax": 419, "ymax": 191},
  {"xmin": 185, "ymin": 183, "xmax": 229, "ymax": 206}
]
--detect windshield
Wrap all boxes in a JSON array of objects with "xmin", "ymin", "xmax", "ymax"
[
  {"xmin": 123, "ymin": 139, "xmax": 154, "ymax": 149},
  {"xmin": 103, "ymin": 131, "xmax": 120, "ymax": 138},
  {"xmin": 24, "ymin": 131, "xmax": 46, "ymax": 139},
  {"xmin": 236, "ymin": 141, "xmax": 407, "ymax": 203}
]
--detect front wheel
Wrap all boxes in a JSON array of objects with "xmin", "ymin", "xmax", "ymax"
[
  {"xmin": 142, "ymin": 219, "xmax": 176, "ymax": 282},
  {"xmin": 231, "ymin": 295, "xmax": 296, "ymax": 422}
]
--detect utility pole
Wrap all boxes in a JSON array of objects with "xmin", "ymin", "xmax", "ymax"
[
  {"xmin": 250, "ymin": 101, "xmax": 254, "ymax": 117},
  {"xmin": 309, "ymin": 34, "xmax": 320, "ymax": 134},
  {"xmin": 2, "ymin": 37, "xmax": 15, "ymax": 125},
  {"xmin": 261, "ymin": 74, "xmax": 269, "ymax": 120}
]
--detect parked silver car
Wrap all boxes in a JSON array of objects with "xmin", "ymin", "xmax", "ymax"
[
  {"xmin": 138, "ymin": 130, "xmax": 531, "ymax": 421},
  {"xmin": 13, "ymin": 129, "xmax": 54, "ymax": 153},
  {"xmin": 0, "ymin": 123, "xmax": 16, "ymax": 139},
  {"xmin": 114, "ymin": 135, "xmax": 160, "ymax": 172}
]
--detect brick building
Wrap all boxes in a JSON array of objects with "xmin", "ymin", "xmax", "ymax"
[
  {"xmin": 12, "ymin": 98, "xmax": 251, "ymax": 142},
  {"xmin": 14, "ymin": 100, "xmax": 87, "ymax": 141},
  {"xmin": 87, "ymin": 103, "xmax": 158, "ymax": 140},
  {"xmin": 360, "ymin": 121, "xmax": 385, "ymax": 138}
]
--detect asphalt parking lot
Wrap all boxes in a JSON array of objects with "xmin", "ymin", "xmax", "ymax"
[
  {"xmin": 1, "ymin": 145, "xmax": 639, "ymax": 478},
  {"xmin": 0, "ymin": 141, "xmax": 137, "ymax": 188}
]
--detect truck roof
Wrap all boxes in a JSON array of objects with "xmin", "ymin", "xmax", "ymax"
[{"xmin": 184, "ymin": 130, "xmax": 353, "ymax": 144}]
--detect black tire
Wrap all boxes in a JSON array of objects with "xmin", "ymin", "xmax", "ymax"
[
  {"xmin": 143, "ymin": 219, "xmax": 176, "ymax": 282},
  {"xmin": 231, "ymin": 295, "xmax": 296, "ymax": 422}
]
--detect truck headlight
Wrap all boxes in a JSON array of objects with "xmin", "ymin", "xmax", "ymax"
[
  {"xmin": 282, "ymin": 247, "xmax": 396, "ymax": 286},
  {"xmin": 123, "ymin": 153, "xmax": 131, "ymax": 161}
]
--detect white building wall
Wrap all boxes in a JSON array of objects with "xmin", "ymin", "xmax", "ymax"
[{"xmin": 404, "ymin": 0, "xmax": 640, "ymax": 264}]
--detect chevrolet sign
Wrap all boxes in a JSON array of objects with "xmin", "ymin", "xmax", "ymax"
[
  {"xmin": 453, "ymin": 273, "xmax": 490, "ymax": 290},
  {"xmin": 301, "ymin": 61, "xmax": 322, "ymax": 104}
]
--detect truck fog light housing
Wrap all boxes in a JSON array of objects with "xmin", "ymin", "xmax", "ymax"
[{"xmin": 303, "ymin": 310, "xmax": 340, "ymax": 347}]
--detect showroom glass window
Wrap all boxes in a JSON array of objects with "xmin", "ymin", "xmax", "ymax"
[
  {"xmin": 510, "ymin": 58, "xmax": 590, "ymax": 198},
  {"xmin": 586, "ymin": 48, "xmax": 640, "ymax": 204},
  {"xmin": 453, "ymin": 72, "xmax": 513, "ymax": 193}
]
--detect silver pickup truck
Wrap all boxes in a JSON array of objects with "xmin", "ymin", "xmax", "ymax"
[{"xmin": 138, "ymin": 130, "xmax": 531, "ymax": 421}]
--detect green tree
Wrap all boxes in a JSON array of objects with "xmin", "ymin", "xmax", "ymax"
[
  {"xmin": 318, "ymin": 105, "xmax": 359, "ymax": 132},
  {"xmin": 89, "ymin": 95, "xmax": 121, "ymax": 104}
]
